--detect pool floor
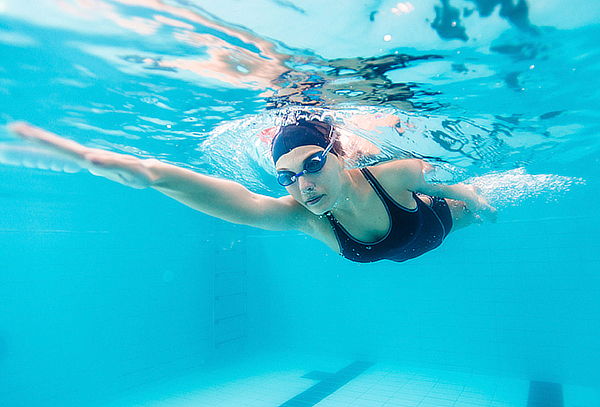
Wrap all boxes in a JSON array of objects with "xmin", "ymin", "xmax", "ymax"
[{"xmin": 95, "ymin": 351, "xmax": 599, "ymax": 407}]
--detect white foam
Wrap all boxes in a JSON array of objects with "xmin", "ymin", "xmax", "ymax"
[{"xmin": 466, "ymin": 167, "xmax": 585, "ymax": 207}]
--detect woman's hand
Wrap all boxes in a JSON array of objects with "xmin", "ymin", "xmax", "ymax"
[
  {"xmin": 461, "ymin": 184, "xmax": 497, "ymax": 222},
  {"xmin": 7, "ymin": 121, "xmax": 304, "ymax": 232},
  {"xmin": 82, "ymin": 149, "xmax": 159, "ymax": 189},
  {"xmin": 8, "ymin": 121, "xmax": 158, "ymax": 189}
]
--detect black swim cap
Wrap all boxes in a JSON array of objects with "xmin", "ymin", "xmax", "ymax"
[{"xmin": 271, "ymin": 119, "xmax": 336, "ymax": 164}]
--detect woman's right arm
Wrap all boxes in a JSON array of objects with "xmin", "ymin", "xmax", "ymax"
[
  {"xmin": 148, "ymin": 161, "xmax": 305, "ymax": 231},
  {"xmin": 8, "ymin": 122, "xmax": 306, "ymax": 232}
]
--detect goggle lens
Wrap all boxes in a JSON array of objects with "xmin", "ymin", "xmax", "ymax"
[
  {"xmin": 276, "ymin": 152, "xmax": 326, "ymax": 187},
  {"xmin": 277, "ymin": 172, "xmax": 296, "ymax": 186},
  {"xmin": 304, "ymin": 155, "xmax": 325, "ymax": 172}
]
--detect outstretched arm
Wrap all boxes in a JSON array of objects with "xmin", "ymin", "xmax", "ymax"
[
  {"xmin": 8, "ymin": 122, "xmax": 306, "ymax": 231},
  {"xmin": 149, "ymin": 162, "xmax": 305, "ymax": 230}
]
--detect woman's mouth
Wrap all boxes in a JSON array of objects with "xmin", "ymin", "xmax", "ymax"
[{"xmin": 305, "ymin": 195, "xmax": 324, "ymax": 206}]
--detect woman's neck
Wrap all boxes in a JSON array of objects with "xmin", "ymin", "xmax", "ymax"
[{"xmin": 329, "ymin": 168, "xmax": 372, "ymax": 218}]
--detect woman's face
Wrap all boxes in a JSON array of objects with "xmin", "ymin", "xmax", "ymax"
[{"xmin": 275, "ymin": 145, "xmax": 344, "ymax": 215}]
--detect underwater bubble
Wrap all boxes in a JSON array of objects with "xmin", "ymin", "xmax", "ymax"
[{"xmin": 467, "ymin": 168, "xmax": 585, "ymax": 207}]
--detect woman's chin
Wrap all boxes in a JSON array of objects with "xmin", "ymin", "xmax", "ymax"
[
  {"xmin": 307, "ymin": 197, "xmax": 334, "ymax": 215},
  {"xmin": 312, "ymin": 208, "xmax": 328, "ymax": 216}
]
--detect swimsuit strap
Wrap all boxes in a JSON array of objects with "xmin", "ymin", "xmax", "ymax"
[
  {"xmin": 360, "ymin": 167, "xmax": 418, "ymax": 212},
  {"xmin": 325, "ymin": 166, "xmax": 452, "ymax": 263}
]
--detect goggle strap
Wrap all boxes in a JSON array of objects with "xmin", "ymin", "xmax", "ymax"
[{"xmin": 322, "ymin": 126, "xmax": 336, "ymax": 156}]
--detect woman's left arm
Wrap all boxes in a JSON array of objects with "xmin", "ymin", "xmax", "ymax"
[{"xmin": 394, "ymin": 159, "xmax": 497, "ymax": 219}]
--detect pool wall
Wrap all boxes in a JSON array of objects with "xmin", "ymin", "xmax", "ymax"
[{"xmin": 0, "ymin": 165, "xmax": 255, "ymax": 407}]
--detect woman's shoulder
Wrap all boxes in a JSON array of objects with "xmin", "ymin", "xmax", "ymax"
[
  {"xmin": 278, "ymin": 195, "xmax": 339, "ymax": 252},
  {"xmin": 277, "ymin": 194, "xmax": 330, "ymax": 231},
  {"xmin": 365, "ymin": 159, "xmax": 422, "ymax": 188},
  {"xmin": 361, "ymin": 160, "xmax": 423, "ymax": 211}
]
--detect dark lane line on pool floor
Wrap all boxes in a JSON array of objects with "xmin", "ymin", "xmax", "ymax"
[
  {"xmin": 527, "ymin": 381, "xmax": 564, "ymax": 407},
  {"xmin": 277, "ymin": 361, "xmax": 374, "ymax": 407}
]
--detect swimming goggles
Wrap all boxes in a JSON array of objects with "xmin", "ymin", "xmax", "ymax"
[{"xmin": 276, "ymin": 126, "xmax": 336, "ymax": 187}]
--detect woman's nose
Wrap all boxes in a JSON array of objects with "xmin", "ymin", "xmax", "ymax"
[{"xmin": 298, "ymin": 175, "xmax": 315, "ymax": 192}]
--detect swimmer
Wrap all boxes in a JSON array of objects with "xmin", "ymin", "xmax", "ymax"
[{"xmin": 8, "ymin": 119, "xmax": 496, "ymax": 263}]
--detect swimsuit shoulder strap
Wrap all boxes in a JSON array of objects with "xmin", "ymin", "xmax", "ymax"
[
  {"xmin": 360, "ymin": 167, "xmax": 399, "ymax": 206},
  {"xmin": 325, "ymin": 211, "xmax": 340, "ymax": 230},
  {"xmin": 324, "ymin": 211, "xmax": 346, "ymax": 247},
  {"xmin": 360, "ymin": 167, "xmax": 419, "ymax": 212}
]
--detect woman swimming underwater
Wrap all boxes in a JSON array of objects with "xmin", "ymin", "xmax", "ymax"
[{"xmin": 8, "ymin": 118, "xmax": 496, "ymax": 263}]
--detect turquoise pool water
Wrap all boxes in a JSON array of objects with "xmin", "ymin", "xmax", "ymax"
[{"xmin": 0, "ymin": 1, "xmax": 599, "ymax": 406}]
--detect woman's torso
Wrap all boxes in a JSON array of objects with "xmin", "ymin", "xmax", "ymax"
[{"xmin": 308, "ymin": 166, "xmax": 451, "ymax": 262}]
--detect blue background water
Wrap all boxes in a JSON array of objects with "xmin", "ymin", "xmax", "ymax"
[{"xmin": 0, "ymin": 1, "xmax": 599, "ymax": 406}]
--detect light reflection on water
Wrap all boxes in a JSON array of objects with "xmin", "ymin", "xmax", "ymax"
[{"xmin": 0, "ymin": 0, "xmax": 598, "ymax": 198}]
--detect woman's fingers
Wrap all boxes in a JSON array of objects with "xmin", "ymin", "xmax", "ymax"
[
  {"xmin": 462, "ymin": 185, "xmax": 498, "ymax": 224},
  {"xmin": 7, "ymin": 122, "xmax": 154, "ymax": 189},
  {"xmin": 474, "ymin": 201, "xmax": 497, "ymax": 223},
  {"xmin": 8, "ymin": 121, "xmax": 89, "ymax": 160}
]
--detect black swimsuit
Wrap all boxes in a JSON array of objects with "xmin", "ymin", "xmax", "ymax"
[{"xmin": 325, "ymin": 168, "xmax": 453, "ymax": 263}]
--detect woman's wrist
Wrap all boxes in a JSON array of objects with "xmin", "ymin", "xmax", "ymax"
[{"xmin": 141, "ymin": 158, "xmax": 164, "ymax": 187}]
